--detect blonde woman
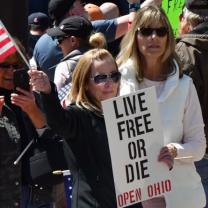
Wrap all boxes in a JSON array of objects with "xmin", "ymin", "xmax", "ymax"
[
  {"xmin": 25, "ymin": 48, "xmax": 142, "ymax": 207},
  {"xmin": 117, "ymin": 5, "xmax": 206, "ymax": 208}
]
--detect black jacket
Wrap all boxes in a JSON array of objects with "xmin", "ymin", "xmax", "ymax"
[
  {"xmin": 0, "ymin": 88, "xmax": 52, "ymax": 207},
  {"xmin": 40, "ymin": 86, "xmax": 142, "ymax": 208}
]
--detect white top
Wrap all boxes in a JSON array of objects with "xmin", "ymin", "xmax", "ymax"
[
  {"xmin": 119, "ymin": 59, "xmax": 206, "ymax": 208},
  {"xmin": 139, "ymin": 77, "xmax": 205, "ymax": 160}
]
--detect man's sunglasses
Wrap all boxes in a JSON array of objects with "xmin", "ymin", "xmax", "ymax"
[
  {"xmin": 55, "ymin": 36, "xmax": 70, "ymax": 45},
  {"xmin": 138, "ymin": 27, "xmax": 168, "ymax": 37},
  {"xmin": 91, "ymin": 71, "xmax": 121, "ymax": 84},
  {"xmin": 0, "ymin": 62, "xmax": 20, "ymax": 69}
]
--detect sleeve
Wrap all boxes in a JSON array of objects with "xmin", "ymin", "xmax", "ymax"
[
  {"xmin": 54, "ymin": 62, "xmax": 71, "ymax": 92},
  {"xmin": 36, "ymin": 126, "xmax": 49, "ymax": 137},
  {"xmin": 92, "ymin": 19, "xmax": 117, "ymax": 43},
  {"xmin": 40, "ymin": 83, "xmax": 83, "ymax": 140},
  {"xmin": 171, "ymin": 81, "xmax": 206, "ymax": 161}
]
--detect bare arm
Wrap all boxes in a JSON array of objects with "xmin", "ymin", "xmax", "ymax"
[{"xmin": 115, "ymin": 0, "xmax": 163, "ymax": 39}]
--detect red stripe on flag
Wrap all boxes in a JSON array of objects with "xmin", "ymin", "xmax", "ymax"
[
  {"xmin": 0, "ymin": 23, "xmax": 17, "ymax": 61},
  {"xmin": 0, "ymin": 45, "xmax": 16, "ymax": 62},
  {"xmin": 0, "ymin": 37, "xmax": 11, "ymax": 48},
  {"xmin": 0, "ymin": 27, "xmax": 5, "ymax": 36}
]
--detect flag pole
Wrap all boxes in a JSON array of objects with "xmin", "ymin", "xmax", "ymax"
[{"xmin": 0, "ymin": 20, "xmax": 31, "ymax": 68}]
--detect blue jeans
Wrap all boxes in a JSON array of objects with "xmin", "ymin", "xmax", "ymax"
[
  {"xmin": 21, "ymin": 185, "xmax": 52, "ymax": 208},
  {"xmin": 195, "ymin": 157, "xmax": 208, "ymax": 208}
]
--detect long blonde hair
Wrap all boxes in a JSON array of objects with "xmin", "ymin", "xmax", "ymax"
[
  {"xmin": 69, "ymin": 48, "xmax": 118, "ymax": 113},
  {"xmin": 116, "ymin": 5, "xmax": 178, "ymax": 81}
]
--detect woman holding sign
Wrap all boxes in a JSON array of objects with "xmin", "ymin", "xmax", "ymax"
[
  {"xmin": 27, "ymin": 47, "xmax": 142, "ymax": 208},
  {"xmin": 117, "ymin": 5, "xmax": 206, "ymax": 208}
]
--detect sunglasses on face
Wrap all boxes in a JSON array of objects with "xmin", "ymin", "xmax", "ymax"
[
  {"xmin": 0, "ymin": 62, "xmax": 20, "ymax": 69},
  {"xmin": 138, "ymin": 27, "xmax": 168, "ymax": 37},
  {"xmin": 91, "ymin": 71, "xmax": 121, "ymax": 84},
  {"xmin": 55, "ymin": 36, "xmax": 70, "ymax": 45}
]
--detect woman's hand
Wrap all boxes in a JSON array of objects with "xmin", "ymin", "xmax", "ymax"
[
  {"xmin": 158, "ymin": 144, "xmax": 177, "ymax": 170},
  {"xmin": 11, "ymin": 88, "xmax": 37, "ymax": 114},
  {"xmin": 28, "ymin": 69, "xmax": 51, "ymax": 94},
  {"xmin": 11, "ymin": 88, "xmax": 47, "ymax": 128}
]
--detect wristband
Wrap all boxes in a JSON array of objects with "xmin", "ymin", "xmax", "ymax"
[{"xmin": 129, "ymin": 2, "xmax": 140, "ymax": 13}]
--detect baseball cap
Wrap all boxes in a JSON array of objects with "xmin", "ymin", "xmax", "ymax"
[
  {"xmin": 47, "ymin": 16, "xmax": 93, "ymax": 38},
  {"xmin": 28, "ymin": 12, "xmax": 50, "ymax": 29},
  {"xmin": 84, "ymin": 3, "xmax": 104, "ymax": 21},
  {"xmin": 186, "ymin": 0, "xmax": 208, "ymax": 17},
  {"xmin": 48, "ymin": 0, "xmax": 76, "ymax": 21}
]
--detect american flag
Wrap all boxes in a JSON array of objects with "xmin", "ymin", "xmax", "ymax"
[
  {"xmin": 63, "ymin": 170, "xmax": 73, "ymax": 208},
  {"xmin": 0, "ymin": 21, "xmax": 17, "ymax": 62}
]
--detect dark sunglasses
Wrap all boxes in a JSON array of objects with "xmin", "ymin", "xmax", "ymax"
[
  {"xmin": 0, "ymin": 62, "xmax": 20, "ymax": 69},
  {"xmin": 138, "ymin": 27, "xmax": 168, "ymax": 37},
  {"xmin": 91, "ymin": 71, "xmax": 121, "ymax": 84},
  {"xmin": 55, "ymin": 36, "xmax": 70, "ymax": 45}
]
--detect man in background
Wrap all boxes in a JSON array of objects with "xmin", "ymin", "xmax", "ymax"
[
  {"xmin": 176, "ymin": 1, "xmax": 208, "ymax": 206},
  {"xmin": 28, "ymin": 12, "xmax": 51, "ymax": 57}
]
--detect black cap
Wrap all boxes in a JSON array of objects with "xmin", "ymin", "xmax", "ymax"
[
  {"xmin": 48, "ymin": 0, "xmax": 76, "ymax": 21},
  {"xmin": 186, "ymin": 0, "xmax": 208, "ymax": 17},
  {"xmin": 28, "ymin": 12, "xmax": 50, "ymax": 29},
  {"xmin": 47, "ymin": 16, "xmax": 93, "ymax": 38}
]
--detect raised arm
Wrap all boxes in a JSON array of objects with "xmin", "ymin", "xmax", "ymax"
[{"xmin": 115, "ymin": 0, "xmax": 162, "ymax": 39}]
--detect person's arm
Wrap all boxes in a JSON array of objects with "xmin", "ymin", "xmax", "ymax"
[
  {"xmin": 92, "ymin": 0, "xmax": 162, "ymax": 42},
  {"xmin": 170, "ymin": 81, "xmax": 206, "ymax": 161},
  {"xmin": 28, "ymin": 69, "xmax": 83, "ymax": 139},
  {"xmin": 115, "ymin": 0, "xmax": 163, "ymax": 39},
  {"xmin": 114, "ymin": 0, "xmax": 139, "ymax": 39}
]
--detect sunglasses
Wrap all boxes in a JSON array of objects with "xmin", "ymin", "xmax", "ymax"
[
  {"xmin": 55, "ymin": 36, "xmax": 70, "ymax": 45},
  {"xmin": 91, "ymin": 71, "xmax": 121, "ymax": 84},
  {"xmin": 0, "ymin": 62, "xmax": 20, "ymax": 69},
  {"xmin": 138, "ymin": 27, "xmax": 168, "ymax": 37}
]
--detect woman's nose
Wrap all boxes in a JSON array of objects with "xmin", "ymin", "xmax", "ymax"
[
  {"xmin": 151, "ymin": 31, "xmax": 157, "ymax": 38},
  {"xmin": 104, "ymin": 79, "xmax": 113, "ymax": 87}
]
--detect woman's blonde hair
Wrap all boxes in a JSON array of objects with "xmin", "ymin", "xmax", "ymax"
[
  {"xmin": 69, "ymin": 48, "xmax": 118, "ymax": 113},
  {"xmin": 79, "ymin": 32, "xmax": 107, "ymax": 49},
  {"xmin": 116, "ymin": 5, "xmax": 178, "ymax": 81}
]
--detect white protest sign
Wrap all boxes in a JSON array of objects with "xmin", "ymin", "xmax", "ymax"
[{"xmin": 102, "ymin": 87, "xmax": 172, "ymax": 207}]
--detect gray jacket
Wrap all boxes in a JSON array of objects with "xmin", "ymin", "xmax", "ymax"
[{"xmin": 176, "ymin": 22, "xmax": 208, "ymax": 152}]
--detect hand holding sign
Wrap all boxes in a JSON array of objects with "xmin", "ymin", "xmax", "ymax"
[{"xmin": 158, "ymin": 145, "xmax": 176, "ymax": 170}]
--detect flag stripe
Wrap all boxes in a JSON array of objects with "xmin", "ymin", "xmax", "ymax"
[
  {"xmin": 0, "ymin": 41, "xmax": 15, "ymax": 55},
  {"xmin": 0, "ymin": 22, "xmax": 16, "ymax": 61},
  {"xmin": 0, "ymin": 31, "xmax": 9, "ymax": 42},
  {"xmin": 0, "ymin": 27, "xmax": 5, "ymax": 36},
  {"xmin": 0, "ymin": 46, "xmax": 16, "ymax": 61},
  {"xmin": 0, "ymin": 36, "xmax": 11, "ymax": 48}
]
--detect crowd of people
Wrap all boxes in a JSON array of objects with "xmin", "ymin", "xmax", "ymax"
[{"xmin": 0, "ymin": 0, "xmax": 208, "ymax": 207}]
